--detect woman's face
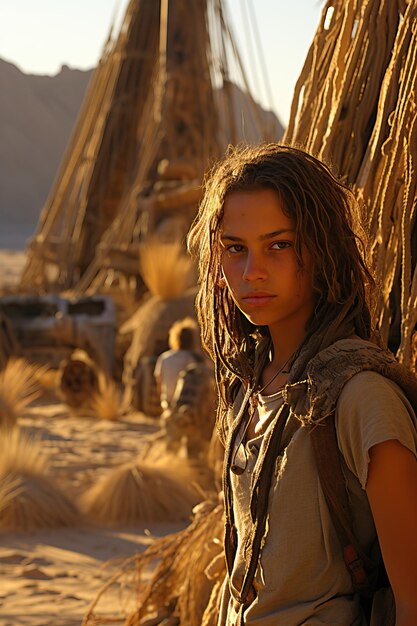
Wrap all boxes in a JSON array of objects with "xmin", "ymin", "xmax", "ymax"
[{"xmin": 220, "ymin": 188, "xmax": 316, "ymax": 339}]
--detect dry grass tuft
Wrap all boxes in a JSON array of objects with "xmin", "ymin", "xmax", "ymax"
[
  {"xmin": 35, "ymin": 367, "xmax": 59, "ymax": 392},
  {"xmin": 0, "ymin": 428, "xmax": 80, "ymax": 531},
  {"xmin": 139, "ymin": 237, "xmax": 195, "ymax": 299},
  {"xmin": 89, "ymin": 375, "xmax": 121, "ymax": 421},
  {"xmin": 81, "ymin": 455, "xmax": 204, "ymax": 525},
  {"xmin": 0, "ymin": 359, "xmax": 44, "ymax": 429},
  {"xmin": 82, "ymin": 500, "xmax": 224, "ymax": 626}
]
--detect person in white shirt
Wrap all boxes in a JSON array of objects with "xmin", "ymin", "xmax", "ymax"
[{"xmin": 154, "ymin": 318, "xmax": 199, "ymax": 411}]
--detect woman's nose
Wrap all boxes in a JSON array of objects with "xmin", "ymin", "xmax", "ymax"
[{"xmin": 242, "ymin": 252, "xmax": 267, "ymax": 282}]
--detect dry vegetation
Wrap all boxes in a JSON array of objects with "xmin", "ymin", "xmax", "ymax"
[
  {"xmin": 0, "ymin": 428, "xmax": 79, "ymax": 531},
  {"xmin": 90, "ymin": 375, "xmax": 122, "ymax": 421},
  {"xmin": 82, "ymin": 500, "xmax": 224, "ymax": 626},
  {"xmin": 81, "ymin": 454, "xmax": 205, "ymax": 526},
  {"xmin": 56, "ymin": 351, "xmax": 123, "ymax": 420},
  {"xmin": 139, "ymin": 238, "xmax": 195, "ymax": 299},
  {"xmin": 0, "ymin": 358, "xmax": 43, "ymax": 429}
]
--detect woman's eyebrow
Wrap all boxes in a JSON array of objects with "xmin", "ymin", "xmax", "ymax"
[
  {"xmin": 221, "ymin": 228, "xmax": 294, "ymax": 242},
  {"xmin": 260, "ymin": 228, "xmax": 294, "ymax": 240},
  {"xmin": 220, "ymin": 234, "xmax": 243, "ymax": 242}
]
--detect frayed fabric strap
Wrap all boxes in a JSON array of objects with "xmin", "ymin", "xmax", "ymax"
[
  {"xmin": 224, "ymin": 401, "xmax": 290, "ymax": 611},
  {"xmin": 310, "ymin": 415, "xmax": 372, "ymax": 592},
  {"xmin": 223, "ymin": 384, "xmax": 253, "ymax": 577},
  {"xmin": 238, "ymin": 404, "xmax": 290, "ymax": 606},
  {"xmin": 285, "ymin": 338, "xmax": 417, "ymax": 426}
]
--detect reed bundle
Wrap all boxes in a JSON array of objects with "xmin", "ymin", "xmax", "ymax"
[
  {"xmin": 90, "ymin": 375, "xmax": 122, "ymax": 421},
  {"xmin": 138, "ymin": 238, "xmax": 195, "ymax": 300},
  {"xmin": 81, "ymin": 454, "xmax": 206, "ymax": 526},
  {"xmin": 0, "ymin": 429, "xmax": 79, "ymax": 531},
  {"xmin": 82, "ymin": 500, "xmax": 224, "ymax": 626},
  {"xmin": 0, "ymin": 358, "xmax": 43, "ymax": 429}
]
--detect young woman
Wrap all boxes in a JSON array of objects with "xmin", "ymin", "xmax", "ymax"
[{"xmin": 187, "ymin": 144, "xmax": 417, "ymax": 625}]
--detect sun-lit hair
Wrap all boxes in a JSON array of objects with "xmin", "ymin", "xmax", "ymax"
[
  {"xmin": 168, "ymin": 317, "xmax": 198, "ymax": 351},
  {"xmin": 187, "ymin": 143, "xmax": 374, "ymax": 433}
]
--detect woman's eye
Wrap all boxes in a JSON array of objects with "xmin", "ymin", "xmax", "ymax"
[
  {"xmin": 227, "ymin": 244, "xmax": 245, "ymax": 253},
  {"xmin": 271, "ymin": 241, "xmax": 291, "ymax": 250}
]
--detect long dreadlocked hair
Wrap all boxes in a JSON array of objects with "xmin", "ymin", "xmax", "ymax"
[{"xmin": 187, "ymin": 143, "xmax": 375, "ymax": 440}]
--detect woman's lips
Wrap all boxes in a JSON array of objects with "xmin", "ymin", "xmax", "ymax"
[{"xmin": 242, "ymin": 292, "xmax": 276, "ymax": 306}]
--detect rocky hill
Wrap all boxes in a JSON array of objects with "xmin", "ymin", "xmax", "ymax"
[
  {"xmin": 0, "ymin": 58, "xmax": 283, "ymax": 249},
  {"xmin": 0, "ymin": 59, "xmax": 93, "ymax": 248}
]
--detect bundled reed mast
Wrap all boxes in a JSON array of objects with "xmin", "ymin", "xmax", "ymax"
[
  {"xmin": 21, "ymin": 0, "xmax": 278, "ymax": 295},
  {"xmin": 21, "ymin": 0, "xmax": 161, "ymax": 291}
]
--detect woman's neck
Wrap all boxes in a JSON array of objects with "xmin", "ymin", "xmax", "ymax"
[{"xmin": 268, "ymin": 326, "xmax": 307, "ymax": 372}]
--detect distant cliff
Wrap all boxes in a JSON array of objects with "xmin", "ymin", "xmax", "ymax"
[
  {"xmin": 0, "ymin": 58, "xmax": 283, "ymax": 249},
  {"xmin": 0, "ymin": 60, "xmax": 92, "ymax": 248}
]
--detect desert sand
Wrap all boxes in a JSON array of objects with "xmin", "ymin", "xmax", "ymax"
[
  {"xmin": 1, "ymin": 406, "xmax": 185, "ymax": 626},
  {"xmin": 0, "ymin": 250, "xmax": 185, "ymax": 626}
]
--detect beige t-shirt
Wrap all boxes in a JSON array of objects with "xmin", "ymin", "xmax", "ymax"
[{"xmin": 222, "ymin": 371, "xmax": 417, "ymax": 626}]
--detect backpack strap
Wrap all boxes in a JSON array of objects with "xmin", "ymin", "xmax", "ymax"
[{"xmin": 309, "ymin": 415, "xmax": 371, "ymax": 592}]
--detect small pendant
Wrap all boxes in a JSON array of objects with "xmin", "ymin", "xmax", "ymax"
[
  {"xmin": 231, "ymin": 442, "xmax": 247, "ymax": 475},
  {"xmin": 249, "ymin": 393, "xmax": 259, "ymax": 415}
]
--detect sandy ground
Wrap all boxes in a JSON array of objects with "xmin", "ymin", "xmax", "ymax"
[
  {"xmin": 0, "ymin": 250, "xmax": 185, "ymax": 626},
  {"xmin": 0, "ymin": 404, "xmax": 184, "ymax": 626}
]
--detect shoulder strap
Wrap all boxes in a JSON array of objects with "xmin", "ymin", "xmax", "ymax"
[{"xmin": 309, "ymin": 415, "xmax": 371, "ymax": 593}]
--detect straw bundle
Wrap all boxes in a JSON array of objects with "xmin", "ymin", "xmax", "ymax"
[
  {"xmin": 81, "ymin": 455, "xmax": 205, "ymax": 526},
  {"xmin": 355, "ymin": 2, "xmax": 417, "ymax": 362},
  {"xmin": 0, "ymin": 428, "xmax": 79, "ymax": 531},
  {"xmin": 57, "ymin": 349, "xmax": 122, "ymax": 419},
  {"xmin": 284, "ymin": 0, "xmax": 401, "ymax": 184},
  {"xmin": 81, "ymin": 500, "xmax": 224, "ymax": 626},
  {"xmin": 139, "ymin": 238, "xmax": 195, "ymax": 300},
  {"xmin": 0, "ymin": 358, "xmax": 43, "ymax": 429},
  {"xmin": 121, "ymin": 291, "xmax": 197, "ymax": 359},
  {"xmin": 90, "ymin": 375, "xmax": 122, "ymax": 421},
  {"xmin": 123, "ymin": 500, "xmax": 224, "ymax": 626}
]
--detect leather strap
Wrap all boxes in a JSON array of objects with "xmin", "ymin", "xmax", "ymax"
[{"xmin": 310, "ymin": 415, "xmax": 371, "ymax": 591}]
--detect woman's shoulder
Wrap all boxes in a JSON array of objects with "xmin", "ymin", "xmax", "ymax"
[
  {"xmin": 338, "ymin": 368, "xmax": 409, "ymax": 400},
  {"xmin": 336, "ymin": 367, "xmax": 417, "ymax": 434},
  {"xmin": 335, "ymin": 369, "xmax": 417, "ymax": 488}
]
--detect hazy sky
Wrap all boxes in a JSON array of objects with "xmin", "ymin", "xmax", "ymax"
[{"xmin": 0, "ymin": 0, "xmax": 324, "ymax": 125}]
